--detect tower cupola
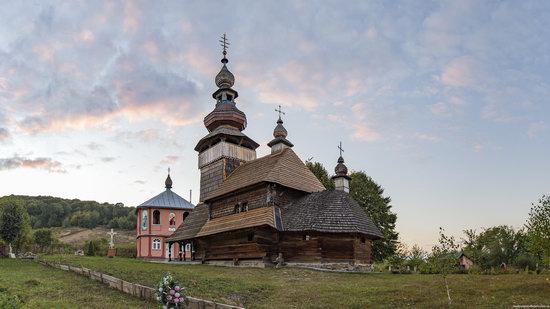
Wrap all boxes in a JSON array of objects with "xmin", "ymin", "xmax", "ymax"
[
  {"xmin": 268, "ymin": 105, "xmax": 294, "ymax": 153},
  {"xmin": 332, "ymin": 142, "xmax": 350, "ymax": 193}
]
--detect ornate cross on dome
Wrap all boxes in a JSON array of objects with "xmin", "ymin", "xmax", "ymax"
[
  {"xmin": 219, "ymin": 33, "xmax": 230, "ymax": 60},
  {"xmin": 275, "ymin": 105, "xmax": 285, "ymax": 119},
  {"xmin": 338, "ymin": 141, "xmax": 344, "ymax": 157}
]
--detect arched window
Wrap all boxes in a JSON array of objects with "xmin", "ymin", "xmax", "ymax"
[
  {"xmin": 153, "ymin": 210, "xmax": 161, "ymax": 225},
  {"xmin": 152, "ymin": 239, "xmax": 161, "ymax": 250},
  {"xmin": 182, "ymin": 212, "xmax": 189, "ymax": 222}
]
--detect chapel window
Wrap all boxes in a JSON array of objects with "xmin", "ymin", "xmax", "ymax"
[
  {"xmin": 247, "ymin": 233, "xmax": 254, "ymax": 242},
  {"xmin": 152, "ymin": 239, "xmax": 161, "ymax": 250},
  {"xmin": 361, "ymin": 237, "xmax": 366, "ymax": 243},
  {"xmin": 153, "ymin": 210, "xmax": 161, "ymax": 225},
  {"xmin": 241, "ymin": 202, "xmax": 248, "ymax": 212},
  {"xmin": 303, "ymin": 235, "xmax": 310, "ymax": 241},
  {"xmin": 183, "ymin": 211, "xmax": 189, "ymax": 222},
  {"xmin": 234, "ymin": 204, "xmax": 241, "ymax": 214}
]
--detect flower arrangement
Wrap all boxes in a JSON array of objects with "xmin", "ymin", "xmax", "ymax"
[{"xmin": 156, "ymin": 273, "xmax": 187, "ymax": 308}]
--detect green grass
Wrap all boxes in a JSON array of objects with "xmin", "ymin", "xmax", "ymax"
[
  {"xmin": 0, "ymin": 259, "xmax": 154, "ymax": 308},
  {"xmin": 40, "ymin": 255, "xmax": 550, "ymax": 309}
]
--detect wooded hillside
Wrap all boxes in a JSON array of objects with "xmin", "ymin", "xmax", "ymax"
[{"xmin": 0, "ymin": 195, "xmax": 136, "ymax": 230}]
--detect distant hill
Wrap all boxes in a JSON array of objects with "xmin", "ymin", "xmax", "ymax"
[
  {"xmin": 53, "ymin": 226, "xmax": 136, "ymax": 246},
  {"xmin": 0, "ymin": 195, "xmax": 136, "ymax": 230}
]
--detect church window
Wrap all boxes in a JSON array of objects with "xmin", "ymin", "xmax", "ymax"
[
  {"xmin": 241, "ymin": 202, "xmax": 248, "ymax": 212},
  {"xmin": 234, "ymin": 204, "xmax": 241, "ymax": 214},
  {"xmin": 303, "ymin": 234, "xmax": 310, "ymax": 241},
  {"xmin": 183, "ymin": 211, "xmax": 189, "ymax": 222},
  {"xmin": 361, "ymin": 237, "xmax": 366, "ymax": 243},
  {"xmin": 226, "ymin": 94, "xmax": 233, "ymax": 101},
  {"xmin": 153, "ymin": 210, "xmax": 161, "ymax": 225},
  {"xmin": 247, "ymin": 233, "xmax": 254, "ymax": 242},
  {"xmin": 152, "ymin": 238, "xmax": 161, "ymax": 250}
]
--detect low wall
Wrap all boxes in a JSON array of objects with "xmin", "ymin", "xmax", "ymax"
[{"xmin": 38, "ymin": 260, "xmax": 244, "ymax": 309}]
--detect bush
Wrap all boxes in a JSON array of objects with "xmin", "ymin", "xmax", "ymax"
[
  {"xmin": 116, "ymin": 243, "xmax": 137, "ymax": 258},
  {"xmin": 515, "ymin": 253, "xmax": 538, "ymax": 271}
]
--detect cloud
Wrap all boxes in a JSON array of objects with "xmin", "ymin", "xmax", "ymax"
[
  {"xmin": 0, "ymin": 155, "xmax": 66, "ymax": 173},
  {"xmin": 440, "ymin": 56, "xmax": 479, "ymax": 88},
  {"xmin": 0, "ymin": 128, "xmax": 10, "ymax": 143},
  {"xmin": 414, "ymin": 133, "xmax": 441, "ymax": 142},
  {"xmin": 160, "ymin": 155, "xmax": 181, "ymax": 165},
  {"xmin": 100, "ymin": 156, "xmax": 117, "ymax": 163},
  {"xmin": 527, "ymin": 121, "xmax": 547, "ymax": 139},
  {"xmin": 87, "ymin": 142, "xmax": 103, "ymax": 151},
  {"xmin": 134, "ymin": 180, "xmax": 146, "ymax": 185}
]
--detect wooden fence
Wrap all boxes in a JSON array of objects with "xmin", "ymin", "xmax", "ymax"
[{"xmin": 38, "ymin": 261, "xmax": 245, "ymax": 309}]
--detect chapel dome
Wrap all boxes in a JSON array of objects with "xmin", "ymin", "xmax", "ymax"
[
  {"xmin": 334, "ymin": 156, "xmax": 348, "ymax": 176},
  {"xmin": 215, "ymin": 64, "xmax": 235, "ymax": 89}
]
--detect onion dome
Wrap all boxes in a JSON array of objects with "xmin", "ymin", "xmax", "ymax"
[
  {"xmin": 165, "ymin": 173, "xmax": 173, "ymax": 189},
  {"xmin": 215, "ymin": 64, "xmax": 235, "ymax": 89},
  {"xmin": 273, "ymin": 117, "xmax": 288, "ymax": 139},
  {"xmin": 334, "ymin": 156, "xmax": 348, "ymax": 176}
]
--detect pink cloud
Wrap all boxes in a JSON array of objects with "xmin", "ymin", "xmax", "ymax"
[
  {"xmin": 0, "ymin": 155, "xmax": 66, "ymax": 173},
  {"xmin": 440, "ymin": 56, "xmax": 478, "ymax": 87}
]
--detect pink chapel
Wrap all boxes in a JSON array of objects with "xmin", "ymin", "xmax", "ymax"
[{"xmin": 136, "ymin": 172, "xmax": 195, "ymax": 259}]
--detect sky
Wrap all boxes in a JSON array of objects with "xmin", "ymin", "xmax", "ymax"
[{"xmin": 1, "ymin": 0, "xmax": 549, "ymax": 249}]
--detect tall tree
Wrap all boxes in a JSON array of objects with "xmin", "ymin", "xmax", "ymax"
[
  {"xmin": 462, "ymin": 226, "xmax": 526, "ymax": 269},
  {"xmin": 0, "ymin": 198, "xmax": 26, "ymax": 255},
  {"xmin": 305, "ymin": 161, "xmax": 335, "ymax": 189},
  {"xmin": 349, "ymin": 171, "xmax": 398, "ymax": 261},
  {"xmin": 525, "ymin": 195, "xmax": 550, "ymax": 264}
]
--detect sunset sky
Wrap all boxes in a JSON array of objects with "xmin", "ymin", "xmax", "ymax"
[{"xmin": 1, "ymin": 1, "xmax": 549, "ymax": 249}]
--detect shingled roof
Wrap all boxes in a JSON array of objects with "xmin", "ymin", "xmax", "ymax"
[
  {"xmin": 205, "ymin": 148, "xmax": 325, "ymax": 201},
  {"xmin": 281, "ymin": 190, "xmax": 383, "ymax": 239},
  {"xmin": 167, "ymin": 203, "xmax": 209, "ymax": 242}
]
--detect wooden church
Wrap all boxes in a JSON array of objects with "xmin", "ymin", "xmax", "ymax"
[{"xmin": 166, "ymin": 39, "xmax": 382, "ymax": 266}]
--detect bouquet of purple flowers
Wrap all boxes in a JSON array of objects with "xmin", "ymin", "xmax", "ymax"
[{"xmin": 156, "ymin": 273, "xmax": 187, "ymax": 308}]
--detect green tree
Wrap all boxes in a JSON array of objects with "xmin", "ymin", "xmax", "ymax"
[
  {"xmin": 34, "ymin": 229, "xmax": 54, "ymax": 252},
  {"xmin": 406, "ymin": 244, "xmax": 427, "ymax": 271},
  {"xmin": 349, "ymin": 171, "xmax": 398, "ymax": 261},
  {"xmin": 462, "ymin": 226, "xmax": 526, "ymax": 270},
  {"xmin": 305, "ymin": 161, "xmax": 335, "ymax": 189},
  {"xmin": 0, "ymin": 199, "xmax": 25, "ymax": 255},
  {"xmin": 430, "ymin": 228, "xmax": 459, "ymax": 306},
  {"xmin": 525, "ymin": 195, "xmax": 550, "ymax": 265},
  {"xmin": 86, "ymin": 240, "xmax": 96, "ymax": 256}
]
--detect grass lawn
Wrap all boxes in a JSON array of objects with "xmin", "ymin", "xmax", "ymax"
[
  {"xmin": 40, "ymin": 255, "xmax": 550, "ymax": 309},
  {"xmin": 0, "ymin": 259, "xmax": 154, "ymax": 308}
]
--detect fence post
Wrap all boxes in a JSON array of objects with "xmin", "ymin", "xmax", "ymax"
[{"xmin": 100, "ymin": 272, "xmax": 103, "ymax": 283}]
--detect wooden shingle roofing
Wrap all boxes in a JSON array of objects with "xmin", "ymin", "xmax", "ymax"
[
  {"xmin": 167, "ymin": 205, "xmax": 277, "ymax": 241},
  {"xmin": 204, "ymin": 148, "xmax": 325, "ymax": 201},
  {"xmin": 281, "ymin": 190, "xmax": 383, "ymax": 239}
]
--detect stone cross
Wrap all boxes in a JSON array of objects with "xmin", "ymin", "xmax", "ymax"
[{"xmin": 107, "ymin": 228, "xmax": 117, "ymax": 249}]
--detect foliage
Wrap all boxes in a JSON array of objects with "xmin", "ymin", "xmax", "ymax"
[
  {"xmin": 0, "ymin": 292, "xmax": 20, "ymax": 309},
  {"xmin": 386, "ymin": 242, "xmax": 407, "ymax": 270},
  {"xmin": 0, "ymin": 195, "xmax": 136, "ymax": 230},
  {"xmin": 156, "ymin": 273, "xmax": 187, "ymax": 308},
  {"xmin": 405, "ymin": 244, "xmax": 427, "ymax": 270},
  {"xmin": 349, "ymin": 171, "xmax": 398, "ymax": 261},
  {"xmin": 0, "ymin": 198, "xmax": 27, "ymax": 253},
  {"xmin": 525, "ymin": 195, "xmax": 550, "ymax": 264},
  {"xmin": 34, "ymin": 229, "xmax": 54, "ymax": 252},
  {"xmin": 305, "ymin": 161, "xmax": 335, "ymax": 189},
  {"xmin": 115, "ymin": 243, "xmax": 137, "ymax": 258},
  {"xmin": 462, "ymin": 225, "xmax": 527, "ymax": 270},
  {"xmin": 86, "ymin": 240, "xmax": 96, "ymax": 256},
  {"xmin": 430, "ymin": 228, "xmax": 460, "ymax": 276}
]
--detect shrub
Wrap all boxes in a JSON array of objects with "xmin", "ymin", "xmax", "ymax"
[
  {"xmin": 116, "ymin": 243, "xmax": 137, "ymax": 258},
  {"xmin": 0, "ymin": 291, "xmax": 20, "ymax": 309}
]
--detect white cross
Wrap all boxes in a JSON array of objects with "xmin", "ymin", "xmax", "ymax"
[{"xmin": 107, "ymin": 228, "xmax": 117, "ymax": 249}]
